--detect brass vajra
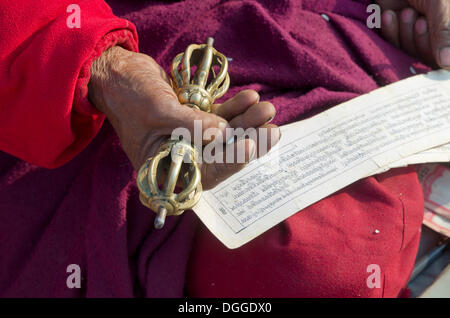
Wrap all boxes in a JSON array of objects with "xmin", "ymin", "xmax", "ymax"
[
  {"xmin": 171, "ymin": 37, "xmax": 230, "ymax": 113},
  {"xmin": 137, "ymin": 37, "xmax": 230, "ymax": 229}
]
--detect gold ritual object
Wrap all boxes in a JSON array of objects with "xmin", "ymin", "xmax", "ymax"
[{"xmin": 137, "ymin": 37, "xmax": 230, "ymax": 229}]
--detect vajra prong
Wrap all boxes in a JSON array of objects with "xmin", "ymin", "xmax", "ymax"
[{"xmin": 137, "ymin": 37, "xmax": 230, "ymax": 229}]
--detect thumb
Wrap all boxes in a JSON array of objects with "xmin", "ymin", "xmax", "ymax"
[{"xmin": 426, "ymin": 1, "xmax": 450, "ymax": 68}]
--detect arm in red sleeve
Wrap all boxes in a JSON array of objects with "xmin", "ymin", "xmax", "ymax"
[{"xmin": 0, "ymin": 0, "xmax": 139, "ymax": 168}]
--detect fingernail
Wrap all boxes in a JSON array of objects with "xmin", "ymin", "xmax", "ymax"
[
  {"xmin": 415, "ymin": 19, "xmax": 427, "ymax": 35},
  {"xmin": 383, "ymin": 11, "xmax": 393, "ymax": 25},
  {"xmin": 401, "ymin": 8, "xmax": 414, "ymax": 24},
  {"xmin": 266, "ymin": 109, "xmax": 276, "ymax": 124},
  {"xmin": 440, "ymin": 47, "xmax": 450, "ymax": 67}
]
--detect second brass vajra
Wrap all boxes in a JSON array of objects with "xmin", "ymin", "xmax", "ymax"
[{"xmin": 137, "ymin": 37, "xmax": 230, "ymax": 229}]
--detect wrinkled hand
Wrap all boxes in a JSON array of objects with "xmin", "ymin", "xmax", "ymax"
[
  {"xmin": 376, "ymin": 0, "xmax": 450, "ymax": 68},
  {"xmin": 88, "ymin": 46, "xmax": 280, "ymax": 190}
]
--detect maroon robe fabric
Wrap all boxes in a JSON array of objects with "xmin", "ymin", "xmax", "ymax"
[{"xmin": 0, "ymin": 0, "xmax": 428, "ymax": 297}]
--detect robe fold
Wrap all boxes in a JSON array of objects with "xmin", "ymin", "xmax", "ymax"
[{"xmin": 0, "ymin": 0, "xmax": 426, "ymax": 297}]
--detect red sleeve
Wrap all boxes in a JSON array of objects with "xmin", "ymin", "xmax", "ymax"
[{"xmin": 0, "ymin": 0, "xmax": 139, "ymax": 168}]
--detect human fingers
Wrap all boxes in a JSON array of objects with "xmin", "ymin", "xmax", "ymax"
[
  {"xmin": 211, "ymin": 89, "xmax": 260, "ymax": 120},
  {"xmin": 414, "ymin": 17, "xmax": 436, "ymax": 66},
  {"xmin": 200, "ymin": 124, "xmax": 280, "ymax": 189},
  {"xmin": 399, "ymin": 7, "xmax": 419, "ymax": 56},
  {"xmin": 381, "ymin": 10, "xmax": 401, "ymax": 48},
  {"xmin": 228, "ymin": 101, "xmax": 276, "ymax": 130}
]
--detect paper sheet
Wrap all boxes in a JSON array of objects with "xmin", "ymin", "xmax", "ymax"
[
  {"xmin": 420, "ymin": 264, "xmax": 450, "ymax": 298},
  {"xmin": 386, "ymin": 143, "xmax": 450, "ymax": 169},
  {"xmin": 418, "ymin": 163, "xmax": 450, "ymax": 221},
  {"xmin": 193, "ymin": 70, "xmax": 450, "ymax": 249},
  {"xmin": 424, "ymin": 209, "xmax": 450, "ymax": 238}
]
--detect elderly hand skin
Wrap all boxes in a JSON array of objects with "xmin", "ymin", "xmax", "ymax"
[
  {"xmin": 376, "ymin": 0, "xmax": 450, "ymax": 68},
  {"xmin": 88, "ymin": 46, "xmax": 280, "ymax": 190}
]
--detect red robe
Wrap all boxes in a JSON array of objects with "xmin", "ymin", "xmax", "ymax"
[{"xmin": 0, "ymin": 0, "xmax": 138, "ymax": 168}]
